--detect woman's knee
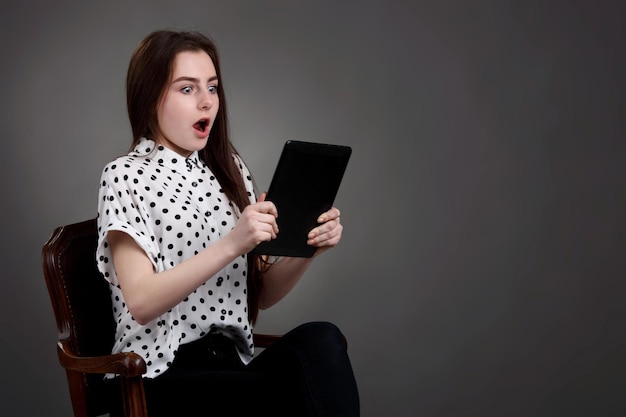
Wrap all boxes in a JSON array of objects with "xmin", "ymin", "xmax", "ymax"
[{"xmin": 285, "ymin": 321, "xmax": 347, "ymax": 350}]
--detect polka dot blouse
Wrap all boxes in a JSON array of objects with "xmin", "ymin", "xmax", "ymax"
[{"xmin": 96, "ymin": 138, "xmax": 256, "ymax": 378}]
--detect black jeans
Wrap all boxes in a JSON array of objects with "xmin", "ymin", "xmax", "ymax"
[{"xmin": 108, "ymin": 321, "xmax": 360, "ymax": 417}]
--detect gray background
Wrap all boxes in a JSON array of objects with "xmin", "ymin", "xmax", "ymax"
[{"xmin": 1, "ymin": 1, "xmax": 624, "ymax": 416}]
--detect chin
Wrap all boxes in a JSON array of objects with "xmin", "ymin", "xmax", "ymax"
[{"xmin": 194, "ymin": 138, "xmax": 210, "ymax": 150}]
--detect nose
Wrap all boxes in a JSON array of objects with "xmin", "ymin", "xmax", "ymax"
[{"xmin": 199, "ymin": 90, "xmax": 215, "ymax": 110}]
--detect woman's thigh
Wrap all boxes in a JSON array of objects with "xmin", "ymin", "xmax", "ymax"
[
  {"xmin": 249, "ymin": 321, "xmax": 359, "ymax": 417},
  {"xmin": 143, "ymin": 367, "xmax": 274, "ymax": 417}
]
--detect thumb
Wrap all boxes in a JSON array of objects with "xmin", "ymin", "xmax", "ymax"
[{"xmin": 257, "ymin": 192, "xmax": 267, "ymax": 202}]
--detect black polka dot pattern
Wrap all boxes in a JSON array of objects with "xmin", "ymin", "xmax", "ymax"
[{"xmin": 96, "ymin": 138, "xmax": 256, "ymax": 378}]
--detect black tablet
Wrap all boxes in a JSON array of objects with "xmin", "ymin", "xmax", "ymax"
[{"xmin": 250, "ymin": 140, "xmax": 352, "ymax": 258}]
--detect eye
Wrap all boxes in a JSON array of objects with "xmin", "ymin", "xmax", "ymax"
[
  {"xmin": 208, "ymin": 85, "xmax": 218, "ymax": 94},
  {"xmin": 181, "ymin": 86, "xmax": 193, "ymax": 94}
]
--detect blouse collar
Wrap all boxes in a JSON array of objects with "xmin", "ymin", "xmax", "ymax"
[{"xmin": 132, "ymin": 138, "xmax": 206, "ymax": 172}]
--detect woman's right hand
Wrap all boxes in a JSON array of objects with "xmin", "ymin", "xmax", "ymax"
[{"xmin": 227, "ymin": 192, "xmax": 279, "ymax": 255}]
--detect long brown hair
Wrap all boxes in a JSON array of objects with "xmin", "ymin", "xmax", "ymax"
[{"xmin": 126, "ymin": 30, "xmax": 263, "ymax": 323}]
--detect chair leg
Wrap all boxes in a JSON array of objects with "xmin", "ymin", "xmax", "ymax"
[{"xmin": 121, "ymin": 375, "xmax": 148, "ymax": 417}]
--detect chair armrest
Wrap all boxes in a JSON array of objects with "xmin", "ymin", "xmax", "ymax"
[
  {"xmin": 57, "ymin": 339, "xmax": 147, "ymax": 377},
  {"xmin": 253, "ymin": 333, "xmax": 282, "ymax": 348}
]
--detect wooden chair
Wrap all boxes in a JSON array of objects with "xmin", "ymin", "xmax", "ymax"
[{"xmin": 42, "ymin": 218, "xmax": 280, "ymax": 417}]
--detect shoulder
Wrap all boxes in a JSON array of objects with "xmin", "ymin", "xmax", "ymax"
[
  {"xmin": 231, "ymin": 153, "xmax": 256, "ymax": 202},
  {"xmin": 231, "ymin": 153, "xmax": 252, "ymax": 178},
  {"xmin": 100, "ymin": 138, "xmax": 158, "ymax": 177},
  {"xmin": 100, "ymin": 154, "xmax": 146, "ymax": 178},
  {"xmin": 231, "ymin": 153, "xmax": 245, "ymax": 168},
  {"xmin": 98, "ymin": 154, "xmax": 156, "ymax": 194}
]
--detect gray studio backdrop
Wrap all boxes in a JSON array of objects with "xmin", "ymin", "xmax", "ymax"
[{"xmin": 1, "ymin": 1, "xmax": 624, "ymax": 416}]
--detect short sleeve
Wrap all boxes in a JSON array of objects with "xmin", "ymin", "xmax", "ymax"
[
  {"xmin": 233, "ymin": 153, "xmax": 257, "ymax": 205},
  {"xmin": 96, "ymin": 159, "xmax": 160, "ymax": 286}
]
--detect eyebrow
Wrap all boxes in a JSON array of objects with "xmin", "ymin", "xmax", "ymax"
[{"xmin": 171, "ymin": 75, "xmax": 218, "ymax": 84}]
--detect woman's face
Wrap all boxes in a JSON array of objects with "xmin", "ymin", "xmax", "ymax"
[{"xmin": 155, "ymin": 50, "xmax": 219, "ymax": 157}]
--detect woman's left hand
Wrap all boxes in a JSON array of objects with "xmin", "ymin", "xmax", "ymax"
[{"xmin": 307, "ymin": 207, "xmax": 343, "ymax": 256}]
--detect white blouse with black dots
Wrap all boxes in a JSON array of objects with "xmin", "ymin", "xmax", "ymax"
[{"xmin": 96, "ymin": 137, "xmax": 256, "ymax": 379}]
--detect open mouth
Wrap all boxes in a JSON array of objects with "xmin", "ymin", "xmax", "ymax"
[{"xmin": 193, "ymin": 118, "xmax": 209, "ymax": 134}]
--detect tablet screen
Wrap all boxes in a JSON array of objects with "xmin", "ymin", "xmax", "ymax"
[{"xmin": 250, "ymin": 140, "xmax": 352, "ymax": 257}]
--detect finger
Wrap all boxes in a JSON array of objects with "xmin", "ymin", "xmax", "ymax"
[
  {"xmin": 264, "ymin": 201, "xmax": 278, "ymax": 218},
  {"xmin": 308, "ymin": 217, "xmax": 340, "ymax": 239},
  {"xmin": 257, "ymin": 192, "xmax": 267, "ymax": 203},
  {"xmin": 255, "ymin": 211, "xmax": 279, "ymax": 236},
  {"xmin": 308, "ymin": 231, "xmax": 341, "ymax": 247},
  {"xmin": 251, "ymin": 201, "xmax": 278, "ymax": 217},
  {"xmin": 264, "ymin": 213, "xmax": 279, "ymax": 236},
  {"xmin": 308, "ymin": 221, "xmax": 342, "ymax": 245},
  {"xmin": 320, "ymin": 233, "xmax": 342, "ymax": 247},
  {"xmin": 259, "ymin": 221, "xmax": 278, "ymax": 241},
  {"xmin": 317, "ymin": 207, "xmax": 341, "ymax": 223}
]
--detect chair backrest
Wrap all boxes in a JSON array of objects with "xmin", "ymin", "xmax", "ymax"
[{"xmin": 42, "ymin": 218, "xmax": 117, "ymax": 416}]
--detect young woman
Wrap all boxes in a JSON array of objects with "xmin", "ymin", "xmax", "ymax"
[{"xmin": 96, "ymin": 30, "xmax": 359, "ymax": 416}]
